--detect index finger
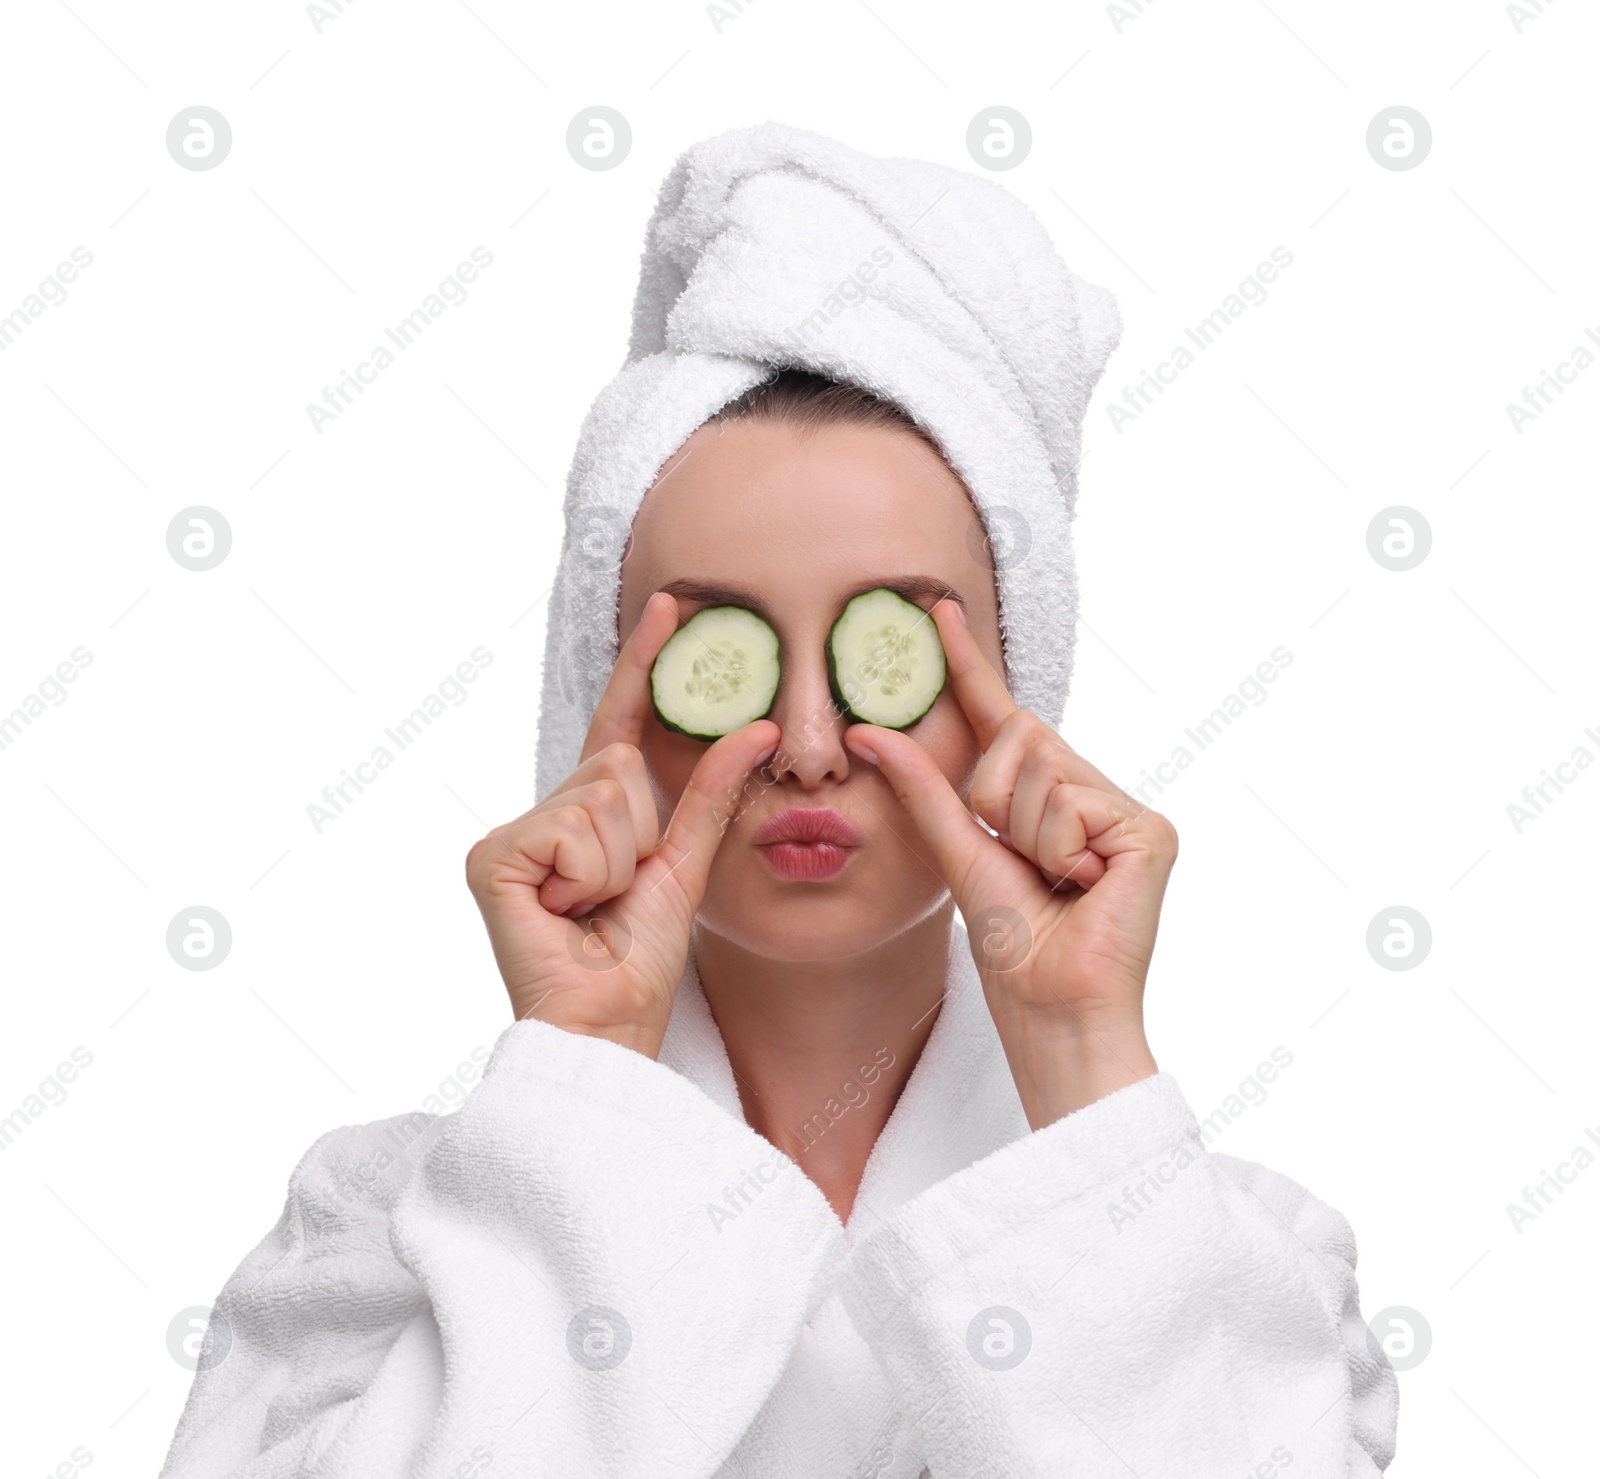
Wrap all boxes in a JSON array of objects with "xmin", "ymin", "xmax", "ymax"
[
  {"xmin": 932, "ymin": 598, "xmax": 1138, "ymax": 807},
  {"xmin": 579, "ymin": 590, "xmax": 679, "ymax": 763},
  {"xmin": 642, "ymin": 719, "xmax": 781, "ymax": 928},
  {"xmin": 929, "ymin": 597, "xmax": 1018, "ymax": 751}
]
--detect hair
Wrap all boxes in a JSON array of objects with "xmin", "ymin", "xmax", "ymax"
[{"xmin": 707, "ymin": 366, "xmax": 949, "ymax": 463}]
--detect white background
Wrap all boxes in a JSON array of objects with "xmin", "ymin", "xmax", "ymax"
[{"xmin": 2, "ymin": 0, "xmax": 1596, "ymax": 1472}]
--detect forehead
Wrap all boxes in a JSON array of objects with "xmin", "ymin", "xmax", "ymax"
[{"xmin": 624, "ymin": 417, "xmax": 985, "ymax": 596}]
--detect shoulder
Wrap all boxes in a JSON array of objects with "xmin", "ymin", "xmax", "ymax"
[
  {"xmin": 1208, "ymin": 1148, "xmax": 1360, "ymax": 1272},
  {"xmin": 203, "ymin": 1111, "xmax": 446, "ymax": 1321},
  {"xmin": 279, "ymin": 1110, "xmax": 446, "ymax": 1252},
  {"xmin": 1210, "ymin": 1149, "xmax": 1398, "ymax": 1468}
]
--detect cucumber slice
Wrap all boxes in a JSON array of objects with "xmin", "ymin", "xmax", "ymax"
[
  {"xmin": 650, "ymin": 605, "xmax": 781, "ymax": 740},
  {"xmin": 827, "ymin": 587, "xmax": 948, "ymax": 729}
]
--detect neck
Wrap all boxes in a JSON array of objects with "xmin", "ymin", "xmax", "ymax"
[{"xmin": 693, "ymin": 901, "xmax": 953, "ymax": 1226}]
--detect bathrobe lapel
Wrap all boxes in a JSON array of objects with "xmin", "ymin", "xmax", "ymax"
[
  {"xmin": 653, "ymin": 920, "xmax": 1031, "ymax": 1477},
  {"xmin": 658, "ymin": 921, "xmax": 1033, "ymax": 1240}
]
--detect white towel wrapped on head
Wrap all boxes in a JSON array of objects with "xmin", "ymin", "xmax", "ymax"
[{"xmin": 537, "ymin": 119, "xmax": 1122, "ymax": 798}]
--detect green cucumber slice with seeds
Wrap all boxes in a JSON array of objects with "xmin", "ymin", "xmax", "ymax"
[
  {"xmin": 827, "ymin": 587, "xmax": 948, "ymax": 729},
  {"xmin": 650, "ymin": 605, "xmax": 781, "ymax": 740}
]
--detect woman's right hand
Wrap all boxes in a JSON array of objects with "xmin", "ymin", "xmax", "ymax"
[{"xmin": 465, "ymin": 592, "xmax": 779, "ymax": 1059}]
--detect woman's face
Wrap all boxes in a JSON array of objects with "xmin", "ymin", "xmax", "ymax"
[{"xmin": 617, "ymin": 413, "xmax": 1006, "ymax": 962}]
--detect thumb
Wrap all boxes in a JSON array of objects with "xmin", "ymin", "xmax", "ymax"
[
  {"xmin": 643, "ymin": 719, "xmax": 781, "ymax": 926},
  {"xmin": 845, "ymin": 724, "xmax": 994, "ymax": 909}
]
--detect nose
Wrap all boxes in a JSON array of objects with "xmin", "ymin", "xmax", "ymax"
[{"xmin": 764, "ymin": 633, "xmax": 852, "ymax": 788}]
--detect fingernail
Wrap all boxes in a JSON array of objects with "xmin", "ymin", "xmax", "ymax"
[
  {"xmin": 756, "ymin": 742, "xmax": 779, "ymax": 765},
  {"xmin": 954, "ymin": 602, "xmax": 967, "ymax": 625},
  {"xmin": 847, "ymin": 738, "xmax": 879, "ymax": 765}
]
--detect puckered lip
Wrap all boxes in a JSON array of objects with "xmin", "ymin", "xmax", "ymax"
[{"xmin": 752, "ymin": 805, "xmax": 864, "ymax": 848}]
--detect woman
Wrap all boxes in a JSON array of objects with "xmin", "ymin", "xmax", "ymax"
[{"xmin": 161, "ymin": 124, "xmax": 1398, "ymax": 1477}]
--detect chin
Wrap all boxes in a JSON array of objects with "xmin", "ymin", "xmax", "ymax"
[
  {"xmin": 697, "ymin": 879, "xmax": 947, "ymax": 963},
  {"xmin": 698, "ymin": 895, "xmax": 885, "ymax": 962}
]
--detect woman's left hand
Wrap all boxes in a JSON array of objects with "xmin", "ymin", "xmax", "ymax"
[{"xmin": 843, "ymin": 599, "xmax": 1177, "ymax": 1129}]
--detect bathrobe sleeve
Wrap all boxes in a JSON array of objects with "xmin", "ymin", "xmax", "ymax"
[
  {"xmin": 834, "ymin": 1072, "xmax": 1398, "ymax": 1479},
  {"xmin": 158, "ymin": 1017, "xmax": 847, "ymax": 1479}
]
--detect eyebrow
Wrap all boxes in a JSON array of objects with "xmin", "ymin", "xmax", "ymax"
[{"xmin": 656, "ymin": 575, "xmax": 966, "ymax": 624}]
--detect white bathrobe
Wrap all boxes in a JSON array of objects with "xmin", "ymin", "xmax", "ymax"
[{"xmin": 159, "ymin": 921, "xmax": 1397, "ymax": 1478}]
